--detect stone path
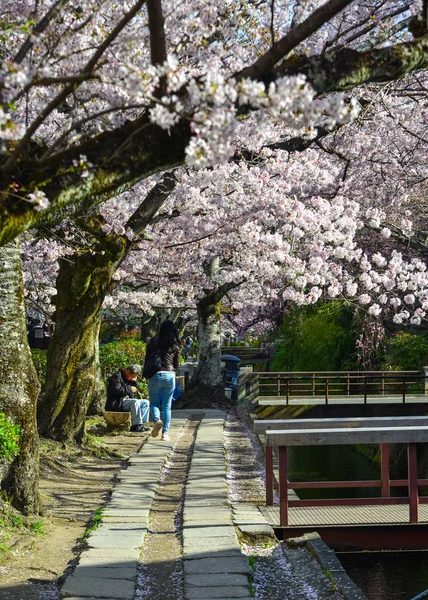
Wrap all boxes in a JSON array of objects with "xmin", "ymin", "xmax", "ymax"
[{"xmin": 59, "ymin": 410, "xmax": 254, "ymax": 600}]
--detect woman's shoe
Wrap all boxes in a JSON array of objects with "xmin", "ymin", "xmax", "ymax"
[
  {"xmin": 161, "ymin": 433, "xmax": 171, "ymax": 441},
  {"xmin": 151, "ymin": 420, "xmax": 163, "ymax": 437}
]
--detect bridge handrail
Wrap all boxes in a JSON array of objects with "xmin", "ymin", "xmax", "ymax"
[
  {"xmin": 254, "ymin": 416, "xmax": 428, "ymax": 434},
  {"xmin": 254, "ymin": 369, "xmax": 427, "ymax": 403},
  {"xmin": 263, "ymin": 422, "xmax": 428, "ymax": 526},
  {"xmin": 266, "ymin": 426, "xmax": 428, "ymax": 446}
]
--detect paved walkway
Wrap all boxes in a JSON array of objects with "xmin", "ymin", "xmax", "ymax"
[{"xmin": 59, "ymin": 410, "xmax": 256, "ymax": 600}]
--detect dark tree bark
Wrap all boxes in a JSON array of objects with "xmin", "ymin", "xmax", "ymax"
[
  {"xmin": 86, "ymin": 317, "xmax": 106, "ymax": 416},
  {"xmin": 37, "ymin": 237, "xmax": 127, "ymax": 441},
  {"xmin": 37, "ymin": 174, "xmax": 176, "ymax": 441},
  {"xmin": 0, "ymin": 240, "xmax": 40, "ymax": 514}
]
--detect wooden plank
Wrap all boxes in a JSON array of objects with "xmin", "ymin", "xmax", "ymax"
[
  {"xmin": 408, "ymin": 443, "xmax": 419, "ymax": 524},
  {"xmin": 259, "ymin": 504, "xmax": 428, "ymax": 527},
  {"xmin": 278, "ymin": 446, "xmax": 288, "ymax": 526},
  {"xmin": 265, "ymin": 445, "xmax": 273, "ymax": 506},
  {"xmin": 266, "ymin": 426, "xmax": 428, "ymax": 446},
  {"xmin": 381, "ymin": 443, "xmax": 390, "ymax": 497},
  {"xmin": 254, "ymin": 416, "xmax": 428, "ymax": 434},
  {"xmin": 257, "ymin": 395, "xmax": 428, "ymax": 406}
]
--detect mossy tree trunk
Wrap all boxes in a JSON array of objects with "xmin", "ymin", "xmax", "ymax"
[
  {"xmin": 37, "ymin": 243, "xmax": 126, "ymax": 442},
  {"xmin": 85, "ymin": 318, "xmax": 106, "ymax": 416},
  {"xmin": 37, "ymin": 174, "xmax": 177, "ymax": 441},
  {"xmin": 183, "ymin": 260, "xmax": 237, "ymax": 408},
  {"xmin": 0, "ymin": 240, "xmax": 40, "ymax": 514}
]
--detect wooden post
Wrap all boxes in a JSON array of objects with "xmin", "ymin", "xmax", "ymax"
[
  {"xmin": 286, "ymin": 379, "xmax": 289, "ymax": 405},
  {"xmin": 381, "ymin": 443, "xmax": 390, "ymax": 497},
  {"xmin": 381, "ymin": 374, "xmax": 385, "ymax": 395},
  {"xmin": 402, "ymin": 379, "xmax": 406, "ymax": 403},
  {"xmin": 423, "ymin": 367, "xmax": 428, "ymax": 395},
  {"xmin": 325, "ymin": 379, "xmax": 329, "ymax": 404},
  {"xmin": 364, "ymin": 377, "xmax": 367, "ymax": 404},
  {"xmin": 265, "ymin": 445, "xmax": 274, "ymax": 506},
  {"xmin": 279, "ymin": 446, "xmax": 288, "ymax": 526},
  {"xmin": 277, "ymin": 374, "xmax": 281, "ymax": 397},
  {"xmin": 312, "ymin": 373, "xmax": 315, "ymax": 396},
  {"xmin": 408, "ymin": 443, "xmax": 419, "ymax": 524},
  {"xmin": 347, "ymin": 373, "xmax": 350, "ymax": 396}
]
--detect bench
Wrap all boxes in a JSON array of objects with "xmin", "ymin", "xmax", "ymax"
[
  {"xmin": 255, "ymin": 416, "xmax": 428, "ymax": 526},
  {"xmin": 103, "ymin": 411, "xmax": 131, "ymax": 432}
]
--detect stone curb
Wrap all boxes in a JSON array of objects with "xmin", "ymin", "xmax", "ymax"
[{"xmin": 287, "ymin": 533, "xmax": 368, "ymax": 600}]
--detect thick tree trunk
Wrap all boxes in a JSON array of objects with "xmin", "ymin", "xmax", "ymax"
[
  {"xmin": 86, "ymin": 318, "xmax": 107, "ymax": 416},
  {"xmin": 37, "ymin": 176, "xmax": 176, "ymax": 440},
  {"xmin": 0, "ymin": 240, "xmax": 40, "ymax": 514},
  {"xmin": 182, "ymin": 295, "xmax": 232, "ymax": 409},
  {"xmin": 37, "ymin": 251, "xmax": 123, "ymax": 442},
  {"xmin": 140, "ymin": 313, "xmax": 162, "ymax": 344}
]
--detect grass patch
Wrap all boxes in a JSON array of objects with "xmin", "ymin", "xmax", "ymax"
[
  {"xmin": 82, "ymin": 506, "xmax": 105, "ymax": 542},
  {"xmin": 0, "ymin": 493, "xmax": 45, "ymax": 563}
]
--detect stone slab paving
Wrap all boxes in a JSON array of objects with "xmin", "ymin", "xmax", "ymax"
[
  {"xmin": 182, "ymin": 411, "xmax": 253, "ymax": 600},
  {"xmin": 60, "ymin": 410, "xmax": 255, "ymax": 600},
  {"xmin": 60, "ymin": 417, "xmax": 189, "ymax": 599}
]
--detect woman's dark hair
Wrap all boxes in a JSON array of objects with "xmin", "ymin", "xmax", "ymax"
[{"xmin": 158, "ymin": 320, "xmax": 180, "ymax": 349}]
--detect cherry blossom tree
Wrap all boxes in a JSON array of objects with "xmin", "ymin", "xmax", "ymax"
[
  {"xmin": 0, "ymin": 0, "xmax": 425, "ymax": 243},
  {"xmin": 2, "ymin": 0, "xmax": 428, "ymax": 511}
]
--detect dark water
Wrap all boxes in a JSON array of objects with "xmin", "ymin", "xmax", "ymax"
[
  {"xmin": 287, "ymin": 444, "xmax": 380, "ymax": 499},
  {"xmin": 288, "ymin": 445, "xmax": 428, "ymax": 599},
  {"xmin": 338, "ymin": 550, "xmax": 428, "ymax": 600}
]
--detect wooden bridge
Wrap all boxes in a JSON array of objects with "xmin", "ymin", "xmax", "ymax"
[
  {"xmin": 239, "ymin": 369, "xmax": 428, "ymax": 406},
  {"xmin": 254, "ymin": 415, "xmax": 428, "ymax": 550}
]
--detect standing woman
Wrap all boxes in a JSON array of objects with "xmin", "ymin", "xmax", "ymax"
[{"xmin": 144, "ymin": 320, "xmax": 180, "ymax": 441}]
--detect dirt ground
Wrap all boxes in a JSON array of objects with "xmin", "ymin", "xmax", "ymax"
[{"xmin": 0, "ymin": 419, "xmax": 147, "ymax": 600}]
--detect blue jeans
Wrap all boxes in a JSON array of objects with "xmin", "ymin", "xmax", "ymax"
[
  {"xmin": 122, "ymin": 397, "xmax": 150, "ymax": 426},
  {"xmin": 148, "ymin": 371, "xmax": 175, "ymax": 433}
]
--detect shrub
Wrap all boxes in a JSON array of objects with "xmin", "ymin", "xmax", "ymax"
[
  {"xmin": 384, "ymin": 332, "xmax": 428, "ymax": 371},
  {"xmin": 99, "ymin": 339, "xmax": 148, "ymax": 396},
  {"xmin": 31, "ymin": 348, "xmax": 47, "ymax": 385},
  {"xmin": 0, "ymin": 414, "xmax": 21, "ymax": 461}
]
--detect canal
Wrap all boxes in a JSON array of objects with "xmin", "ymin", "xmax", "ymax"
[{"xmin": 287, "ymin": 445, "xmax": 428, "ymax": 599}]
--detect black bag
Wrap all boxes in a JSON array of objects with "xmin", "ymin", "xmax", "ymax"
[{"xmin": 143, "ymin": 349, "xmax": 162, "ymax": 379}]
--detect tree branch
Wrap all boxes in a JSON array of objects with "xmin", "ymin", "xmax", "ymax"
[
  {"xmin": 14, "ymin": 0, "xmax": 69, "ymax": 65},
  {"xmin": 236, "ymin": 0, "xmax": 355, "ymax": 81},
  {"xmin": 2, "ymin": 0, "xmax": 147, "ymax": 174},
  {"xmin": 126, "ymin": 171, "xmax": 177, "ymax": 236},
  {"xmin": 273, "ymin": 34, "xmax": 428, "ymax": 93},
  {"xmin": 147, "ymin": 0, "xmax": 168, "ymax": 95}
]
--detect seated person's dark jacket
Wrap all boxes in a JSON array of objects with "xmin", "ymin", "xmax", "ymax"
[{"xmin": 106, "ymin": 370, "xmax": 140, "ymax": 411}]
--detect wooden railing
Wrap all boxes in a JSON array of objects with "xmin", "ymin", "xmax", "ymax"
[
  {"xmin": 220, "ymin": 346, "xmax": 272, "ymax": 362},
  {"xmin": 256, "ymin": 416, "xmax": 428, "ymax": 527},
  {"xmin": 256, "ymin": 370, "xmax": 427, "ymax": 404}
]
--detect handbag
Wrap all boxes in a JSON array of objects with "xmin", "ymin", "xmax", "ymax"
[{"xmin": 142, "ymin": 349, "xmax": 162, "ymax": 379}]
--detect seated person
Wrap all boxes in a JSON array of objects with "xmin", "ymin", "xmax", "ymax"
[{"xmin": 106, "ymin": 364, "xmax": 150, "ymax": 432}]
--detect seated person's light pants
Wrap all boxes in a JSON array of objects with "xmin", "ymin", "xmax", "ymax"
[
  {"xmin": 148, "ymin": 371, "xmax": 174, "ymax": 433},
  {"xmin": 122, "ymin": 397, "xmax": 150, "ymax": 425}
]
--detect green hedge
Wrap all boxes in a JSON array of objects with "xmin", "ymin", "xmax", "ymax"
[
  {"xmin": 0, "ymin": 413, "xmax": 21, "ymax": 461},
  {"xmin": 31, "ymin": 340, "xmax": 149, "ymax": 396},
  {"xmin": 99, "ymin": 340, "xmax": 148, "ymax": 397},
  {"xmin": 384, "ymin": 332, "xmax": 428, "ymax": 371}
]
